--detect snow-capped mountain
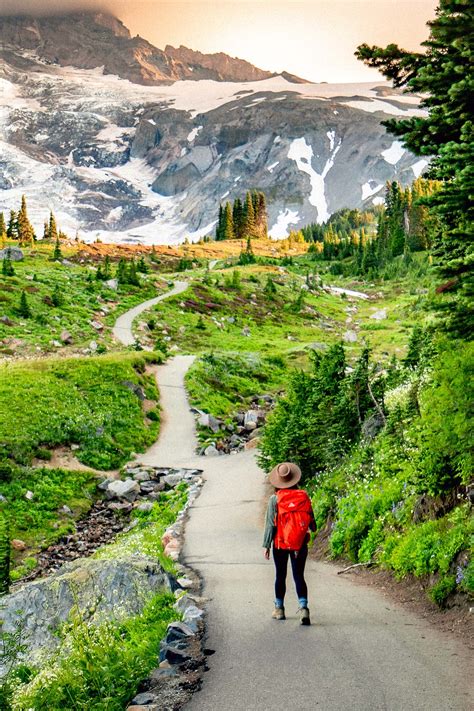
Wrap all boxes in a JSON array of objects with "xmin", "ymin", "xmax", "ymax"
[{"xmin": 0, "ymin": 12, "xmax": 429, "ymax": 245}]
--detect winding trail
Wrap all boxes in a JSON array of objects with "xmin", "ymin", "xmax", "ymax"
[
  {"xmin": 112, "ymin": 279, "xmax": 189, "ymax": 346},
  {"xmin": 114, "ymin": 298, "xmax": 471, "ymax": 711}
]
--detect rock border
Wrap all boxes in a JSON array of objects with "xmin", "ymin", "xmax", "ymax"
[{"xmin": 125, "ymin": 466, "xmax": 209, "ymax": 711}]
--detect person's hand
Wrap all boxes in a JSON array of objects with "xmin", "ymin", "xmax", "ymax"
[{"xmin": 263, "ymin": 548, "xmax": 270, "ymax": 560}]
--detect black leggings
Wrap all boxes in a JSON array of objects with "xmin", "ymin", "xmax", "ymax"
[{"xmin": 273, "ymin": 545, "xmax": 308, "ymax": 604}]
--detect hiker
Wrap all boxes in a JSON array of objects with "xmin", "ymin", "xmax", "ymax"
[{"xmin": 263, "ymin": 461, "xmax": 316, "ymax": 625}]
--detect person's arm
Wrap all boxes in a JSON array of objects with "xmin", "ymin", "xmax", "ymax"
[{"xmin": 262, "ymin": 495, "xmax": 277, "ymax": 555}]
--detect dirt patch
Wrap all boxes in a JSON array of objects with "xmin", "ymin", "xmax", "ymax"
[{"xmin": 34, "ymin": 447, "xmax": 120, "ymax": 478}]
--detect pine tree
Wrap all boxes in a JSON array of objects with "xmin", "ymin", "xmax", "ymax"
[
  {"xmin": 128, "ymin": 259, "xmax": 140, "ymax": 286},
  {"xmin": 18, "ymin": 291, "xmax": 31, "ymax": 318},
  {"xmin": 257, "ymin": 192, "xmax": 268, "ymax": 237},
  {"xmin": 215, "ymin": 205, "xmax": 225, "ymax": 241},
  {"xmin": 0, "ymin": 213, "xmax": 6, "ymax": 248},
  {"xmin": 53, "ymin": 238, "xmax": 62, "ymax": 260},
  {"xmin": 51, "ymin": 284, "xmax": 64, "ymax": 306},
  {"xmin": 116, "ymin": 258, "xmax": 127, "ymax": 284},
  {"xmin": 2, "ymin": 258, "xmax": 14, "ymax": 277},
  {"xmin": 243, "ymin": 191, "xmax": 255, "ymax": 237},
  {"xmin": 232, "ymin": 198, "xmax": 244, "ymax": 239},
  {"xmin": 223, "ymin": 202, "xmax": 235, "ymax": 240},
  {"xmin": 356, "ymin": 0, "xmax": 474, "ymax": 337},
  {"xmin": 104, "ymin": 255, "xmax": 112, "ymax": 279},
  {"xmin": 6, "ymin": 210, "xmax": 17, "ymax": 240},
  {"xmin": 17, "ymin": 195, "xmax": 35, "ymax": 245},
  {"xmin": 43, "ymin": 220, "xmax": 49, "ymax": 241},
  {"xmin": 48, "ymin": 211, "xmax": 58, "ymax": 242}
]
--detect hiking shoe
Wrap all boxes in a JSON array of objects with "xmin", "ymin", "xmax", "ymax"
[
  {"xmin": 272, "ymin": 606, "xmax": 286, "ymax": 620},
  {"xmin": 299, "ymin": 607, "xmax": 310, "ymax": 625}
]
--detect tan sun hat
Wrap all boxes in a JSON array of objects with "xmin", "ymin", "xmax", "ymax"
[{"xmin": 269, "ymin": 461, "xmax": 302, "ymax": 489}]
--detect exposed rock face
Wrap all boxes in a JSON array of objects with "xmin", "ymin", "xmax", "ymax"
[
  {"xmin": 0, "ymin": 13, "xmax": 429, "ymax": 244},
  {"xmin": 0, "ymin": 556, "xmax": 172, "ymax": 671},
  {"xmin": 0, "ymin": 12, "xmax": 295, "ymax": 85}
]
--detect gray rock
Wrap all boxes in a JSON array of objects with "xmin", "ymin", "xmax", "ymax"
[
  {"xmin": 0, "ymin": 557, "xmax": 172, "ymax": 672},
  {"xmin": 150, "ymin": 666, "xmax": 178, "ymax": 680},
  {"xmin": 107, "ymin": 478, "xmax": 140, "ymax": 502},
  {"xmin": 159, "ymin": 644, "xmax": 192, "ymax": 665},
  {"xmin": 165, "ymin": 621, "xmax": 195, "ymax": 644},
  {"xmin": 136, "ymin": 502, "xmax": 154, "ymax": 512},
  {"xmin": 371, "ymin": 308, "xmax": 387, "ymax": 320},
  {"xmin": 203, "ymin": 445, "xmax": 220, "ymax": 457},
  {"xmin": 133, "ymin": 471, "xmax": 150, "ymax": 482},
  {"xmin": 105, "ymin": 278, "xmax": 118, "ymax": 290},
  {"xmin": 130, "ymin": 692, "xmax": 157, "ymax": 705},
  {"xmin": 0, "ymin": 316, "xmax": 14, "ymax": 326},
  {"xmin": 90, "ymin": 320, "xmax": 103, "ymax": 331},
  {"xmin": 107, "ymin": 501, "xmax": 133, "ymax": 513},
  {"xmin": 244, "ymin": 410, "xmax": 258, "ymax": 431},
  {"xmin": 0, "ymin": 247, "xmax": 23, "ymax": 261},
  {"xmin": 121, "ymin": 380, "xmax": 146, "ymax": 401},
  {"xmin": 97, "ymin": 479, "xmax": 111, "ymax": 491},
  {"xmin": 343, "ymin": 330, "xmax": 358, "ymax": 343},
  {"xmin": 60, "ymin": 330, "xmax": 73, "ymax": 344},
  {"xmin": 163, "ymin": 472, "xmax": 185, "ymax": 487}
]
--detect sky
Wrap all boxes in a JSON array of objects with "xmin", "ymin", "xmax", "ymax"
[{"xmin": 1, "ymin": 0, "xmax": 439, "ymax": 83}]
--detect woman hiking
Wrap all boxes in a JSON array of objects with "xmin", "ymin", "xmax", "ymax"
[{"xmin": 263, "ymin": 461, "xmax": 316, "ymax": 625}]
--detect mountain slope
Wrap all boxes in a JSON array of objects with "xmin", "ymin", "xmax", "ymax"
[{"xmin": 0, "ymin": 13, "xmax": 428, "ymax": 244}]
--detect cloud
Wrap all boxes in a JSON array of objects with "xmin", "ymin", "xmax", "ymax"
[{"xmin": 0, "ymin": 0, "xmax": 113, "ymax": 16}]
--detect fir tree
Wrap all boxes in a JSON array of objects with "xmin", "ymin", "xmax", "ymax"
[
  {"xmin": 223, "ymin": 202, "xmax": 235, "ymax": 240},
  {"xmin": 137, "ymin": 256, "xmax": 149, "ymax": 273},
  {"xmin": 42, "ymin": 220, "xmax": 49, "ymax": 242},
  {"xmin": 2, "ymin": 258, "xmax": 14, "ymax": 277},
  {"xmin": 17, "ymin": 195, "xmax": 35, "ymax": 245},
  {"xmin": 6, "ymin": 210, "xmax": 17, "ymax": 240},
  {"xmin": 18, "ymin": 291, "xmax": 31, "ymax": 318},
  {"xmin": 53, "ymin": 238, "xmax": 62, "ymax": 260},
  {"xmin": 128, "ymin": 259, "xmax": 140, "ymax": 286},
  {"xmin": 48, "ymin": 211, "xmax": 58, "ymax": 242},
  {"xmin": 232, "ymin": 198, "xmax": 244, "ymax": 239},
  {"xmin": 51, "ymin": 284, "xmax": 64, "ymax": 307},
  {"xmin": 215, "ymin": 205, "xmax": 225, "ymax": 241},
  {"xmin": 104, "ymin": 255, "xmax": 112, "ymax": 279},
  {"xmin": 243, "ymin": 191, "xmax": 255, "ymax": 237},
  {"xmin": 0, "ymin": 213, "xmax": 6, "ymax": 248}
]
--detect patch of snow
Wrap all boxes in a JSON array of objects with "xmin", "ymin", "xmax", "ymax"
[
  {"xmin": 96, "ymin": 124, "xmax": 135, "ymax": 143},
  {"xmin": 411, "ymin": 158, "xmax": 429, "ymax": 178},
  {"xmin": 269, "ymin": 209, "xmax": 300, "ymax": 239},
  {"xmin": 333, "ymin": 110, "xmax": 339, "ymax": 115},
  {"xmin": 343, "ymin": 99, "xmax": 426, "ymax": 117},
  {"xmin": 327, "ymin": 130, "xmax": 336, "ymax": 152},
  {"xmin": 329, "ymin": 286, "xmax": 369, "ymax": 300},
  {"xmin": 287, "ymin": 135, "xmax": 341, "ymax": 224},
  {"xmin": 180, "ymin": 147, "xmax": 187, "ymax": 157},
  {"xmin": 382, "ymin": 140, "xmax": 405, "ymax": 165},
  {"xmin": 35, "ymin": 132, "xmax": 49, "ymax": 142},
  {"xmin": 187, "ymin": 125, "xmax": 203, "ymax": 143},
  {"xmin": 220, "ymin": 191, "xmax": 230, "ymax": 200},
  {"xmin": 267, "ymin": 161, "xmax": 279, "ymax": 173},
  {"xmin": 234, "ymin": 176, "xmax": 241, "ymax": 183},
  {"xmin": 147, "ymin": 118, "xmax": 156, "ymax": 125},
  {"xmin": 361, "ymin": 181, "xmax": 383, "ymax": 200},
  {"xmin": 274, "ymin": 135, "xmax": 281, "ymax": 144},
  {"xmin": 372, "ymin": 196, "xmax": 385, "ymax": 206}
]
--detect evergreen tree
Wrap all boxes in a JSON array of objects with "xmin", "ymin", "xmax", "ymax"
[
  {"xmin": 232, "ymin": 198, "xmax": 244, "ymax": 239},
  {"xmin": 137, "ymin": 256, "xmax": 149, "ymax": 273},
  {"xmin": 264, "ymin": 276, "xmax": 277, "ymax": 298},
  {"xmin": 104, "ymin": 255, "xmax": 112, "ymax": 279},
  {"xmin": 242, "ymin": 191, "xmax": 255, "ymax": 237},
  {"xmin": 215, "ymin": 205, "xmax": 225, "ymax": 241},
  {"xmin": 51, "ymin": 284, "xmax": 64, "ymax": 307},
  {"xmin": 48, "ymin": 211, "xmax": 58, "ymax": 242},
  {"xmin": 356, "ymin": 0, "xmax": 474, "ymax": 337},
  {"xmin": 17, "ymin": 195, "xmax": 35, "ymax": 245},
  {"xmin": 53, "ymin": 238, "xmax": 62, "ymax": 260},
  {"xmin": 6, "ymin": 210, "xmax": 17, "ymax": 240},
  {"xmin": 116, "ymin": 258, "xmax": 127, "ymax": 284},
  {"xmin": 2, "ymin": 258, "xmax": 14, "ymax": 277},
  {"xmin": 223, "ymin": 202, "xmax": 235, "ymax": 240},
  {"xmin": 18, "ymin": 291, "xmax": 31, "ymax": 318},
  {"xmin": 42, "ymin": 220, "xmax": 49, "ymax": 242},
  {"xmin": 128, "ymin": 259, "xmax": 140, "ymax": 286},
  {"xmin": 0, "ymin": 213, "xmax": 6, "ymax": 248}
]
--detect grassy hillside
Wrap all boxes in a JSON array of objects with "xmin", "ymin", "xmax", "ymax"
[
  {"xmin": 0, "ymin": 351, "xmax": 162, "ymax": 469},
  {"xmin": 0, "ymin": 242, "xmax": 168, "ymax": 357}
]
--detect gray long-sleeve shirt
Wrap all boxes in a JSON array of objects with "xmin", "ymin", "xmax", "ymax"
[{"xmin": 262, "ymin": 493, "xmax": 316, "ymax": 549}]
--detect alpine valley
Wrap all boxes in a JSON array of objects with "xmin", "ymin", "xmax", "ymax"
[{"xmin": 0, "ymin": 11, "xmax": 428, "ymax": 244}]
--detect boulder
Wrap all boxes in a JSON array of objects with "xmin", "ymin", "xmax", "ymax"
[
  {"xmin": 121, "ymin": 380, "xmax": 146, "ymax": 401},
  {"xmin": 105, "ymin": 278, "xmax": 118, "ymax": 290},
  {"xmin": 163, "ymin": 472, "xmax": 185, "ymax": 487},
  {"xmin": 371, "ymin": 308, "xmax": 387, "ymax": 320},
  {"xmin": 343, "ymin": 330, "xmax": 358, "ymax": 343},
  {"xmin": 244, "ymin": 438, "xmax": 260, "ymax": 450},
  {"xmin": 244, "ymin": 410, "xmax": 258, "ymax": 431},
  {"xmin": 0, "ymin": 246, "xmax": 23, "ymax": 261},
  {"xmin": 90, "ymin": 320, "xmax": 103, "ymax": 331},
  {"xmin": 130, "ymin": 692, "xmax": 157, "ymax": 705},
  {"xmin": 0, "ymin": 316, "xmax": 14, "ymax": 326},
  {"xmin": 11, "ymin": 539, "xmax": 26, "ymax": 551},
  {"xmin": 0, "ymin": 556, "xmax": 172, "ymax": 673},
  {"xmin": 60, "ymin": 330, "xmax": 73, "ymax": 344},
  {"xmin": 133, "ymin": 470, "xmax": 150, "ymax": 482},
  {"xmin": 203, "ymin": 445, "xmax": 220, "ymax": 457},
  {"xmin": 107, "ymin": 501, "xmax": 133, "ymax": 513},
  {"xmin": 135, "ymin": 502, "xmax": 154, "ymax": 513},
  {"xmin": 106, "ymin": 478, "xmax": 140, "ymax": 502},
  {"xmin": 159, "ymin": 644, "xmax": 192, "ymax": 666},
  {"xmin": 165, "ymin": 621, "xmax": 195, "ymax": 645}
]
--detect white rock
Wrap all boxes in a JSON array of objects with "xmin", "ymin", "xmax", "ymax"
[{"xmin": 107, "ymin": 478, "xmax": 140, "ymax": 502}]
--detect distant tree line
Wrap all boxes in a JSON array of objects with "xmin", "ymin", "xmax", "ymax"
[
  {"xmin": 215, "ymin": 190, "xmax": 268, "ymax": 241},
  {"xmin": 0, "ymin": 195, "xmax": 64, "ymax": 248}
]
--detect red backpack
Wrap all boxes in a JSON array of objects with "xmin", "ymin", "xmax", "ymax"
[{"xmin": 274, "ymin": 489, "xmax": 313, "ymax": 551}]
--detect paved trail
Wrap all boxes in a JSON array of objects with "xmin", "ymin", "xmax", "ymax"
[
  {"xmin": 112, "ymin": 280, "xmax": 189, "ymax": 346},
  {"xmin": 113, "ymin": 312, "xmax": 472, "ymax": 710}
]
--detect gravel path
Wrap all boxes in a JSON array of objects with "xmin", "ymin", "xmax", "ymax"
[
  {"xmin": 112, "ymin": 279, "xmax": 189, "ymax": 346},
  {"xmin": 133, "ymin": 356, "xmax": 471, "ymax": 711}
]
